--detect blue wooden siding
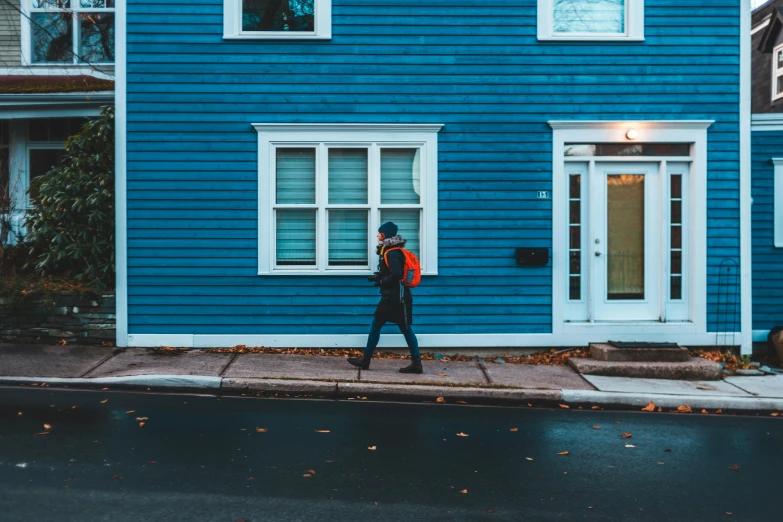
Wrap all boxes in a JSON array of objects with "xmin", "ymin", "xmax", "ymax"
[
  {"xmin": 126, "ymin": 0, "xmax": 741, "ymax": 337},
  {"xmin": 751, "ymin": 130, "xmax": 783, "ymax": 333}
]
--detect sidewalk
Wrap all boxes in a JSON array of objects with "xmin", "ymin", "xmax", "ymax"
[{"xmin": 1, "ymin": 343, "xmax": 782, "ymax": 413}]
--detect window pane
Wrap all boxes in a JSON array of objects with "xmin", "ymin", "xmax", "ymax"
[
  {"xmin": 569, "ymin": 201, "xmax": 580, "ymax": 224},
  {"xmin": 32, "ymin": 12, "xmax": 73, "ymax": 64},
  {"xmin": 777, "ymin": 76, "xmax": 783, "ymax": 95},
  {"xmin": 671, "ymin": 275, "xmax": 682, "ymax": 300},
  {"xmin": 671, "ymin": 225, "xmax": 682, "ymax": 249},
  {"xmin": 671, "ymin": 174, "xmax": 682, "ymax": 199},
  {"xmin": 607, "ymin": 174, "xmax": 645, "ymax": 301},
  {"xmin": 570, "ymin": 225, "xmax": 581, "ymax": 249},
  {"xmin": 28, "ymin": 149, "xmax": 66, "ymax": 200},
  {"xmin": 29, "ymin": 118, "xmax": 86, "ymax": 142},
  {"xmin": 242, "ymin": 0, "xmax": 315, "ymax": 32},
  {"xmin": 381, "ymin": 149, "xmax": 420, "ymax": 204},
  {"xmin": 380, "ymin": 209, "xmax": 420, "ymax": 257},
  {"xmin": 778, "ymin": 49, "xmax": 783, "ymax": 68},
  {"xmin": 565, "ymin": 143, "xmax": 691, "ymax": 157},
  {"xmin": 276, "ymin": 209, "xmax": 316, "ymax": 265},
  {"xmin": 328, "ymin": 210, "xmax": 368, "ymax": 266},
  {"xmin": 569, "ymin": 275, "xmax": 581, "ymax": 300},
  {"xmin": 328, "ymin": 149, "xmax": 368, "ymax": 204},
  {"xmin": 276, "ymin": 148, "xmax": 315, "ymax": 204},
  {"xmin": 79, "ymin": 13, "xmax": 114, "ymax": 63},
  {"xmin": 554, "ymin": 0, "xmax": 625, "ymax": 34},
  {"xmin": 34, "ymin": 1, "xmax": 70, "ymax": 8}
]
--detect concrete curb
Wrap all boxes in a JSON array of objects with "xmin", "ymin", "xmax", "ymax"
[
  {"xmin": 562, "ymin": 389, "xmax": 783, "ymax": 412},
  {"xmin": 0, "ymin": 375, "xmax": 222, "ymax": 389}
]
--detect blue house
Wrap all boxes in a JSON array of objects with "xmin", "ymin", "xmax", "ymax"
[
  {"xmin": 116, "ymin": 0, "xmax": 753, "ymax": 352},
  {"xmin": 751, "ymin": 0, "xmax": 783, "ymax": 346}
]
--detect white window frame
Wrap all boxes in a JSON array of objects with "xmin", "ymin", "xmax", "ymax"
[
  {"xmin": 772, "ymin": 43, "xmax": 783, "ymax": 102},
  {"xmin": 224, "ymin": 0, "xmax": 331, "ymax": 40},
  {"xmin": 773, "ymin": 158, "xmax": 783, "ymax": 248},
  {"xmin": 253, "ymin": 123, "xmax": 442, "ymax": 276},
  {"xmin": 537, "ymin": 0, "xmax": 644, "ymax": 41},
  {"xmin": 21, "ymin": 0, "xmax": 116, "ymax": 66}
]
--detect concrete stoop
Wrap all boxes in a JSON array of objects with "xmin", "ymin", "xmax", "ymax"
[{"xmin": 569, "ymin": 344, "xmax": 723, "ymax": 380}]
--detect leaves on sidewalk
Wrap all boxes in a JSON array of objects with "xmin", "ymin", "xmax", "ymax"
[
  {"xmin": 510, "ymin": 428, "xmax": 519, "ymax": 432},
  {"xmin": 436, "ymin": 397, "xmax": 445, "ymax": 403},
  {"xmin": 368, "ymin": 446, "xmax": 377, "ymax": 451},
  {"xmin": 315, "ymin": 430, "xmax": 330, "ymax": 433},
  {"xmin": 592, "ymin": 425, "xmax": 601, "ymax": 430},
  {"xmin": 456, "ymin": 432, "xmax": 469, "ymax": 437},
  {"xmin": 559, "ymin": 404, "xmax": 570, "ymax": 409},
  {"xmin": 43, "ymin": 424, "xmax": 52, "ymax": 430},
  {"xmin": 557, "ymin": 451, "xmax": 570, "ymax": 456},
  {"xmin": 255, "ymin": 427, "xmax": 268, "ymax": 433},
  {"xmin": 642, "ymin": 402, "xmax": 656, "ymax": 412},
  {"xmin": 676, "ymin": 405, "xmax": 692, "ymax": 413},
  {"xmin": 460, "ymin": 489, "xmax": 468, "ymax": 494},
  {"xmin": 620, "ymin": 432, "xmax": 632, "ymax": 439},
  {"xmin": 125, "ymin": 410, "xmax": 135, "ymax": 414}
]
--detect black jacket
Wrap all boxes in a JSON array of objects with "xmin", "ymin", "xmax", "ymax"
[{"xmin": 374, "ymin": 248, "xmax": 413, "ymax": 326}]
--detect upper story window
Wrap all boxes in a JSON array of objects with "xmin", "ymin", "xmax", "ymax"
[
  {"xmin": 538, "ymin": 0, "xmax": 644, "ymax": 41},
  {"xmin": 773, "ymin": 43, "xmax": 783, "ymax": 102},
  {"xmin": 25, "ymin": 1, "xmax": 115, "ymax": 64},
  {"xmin": 253, "ymin": 124, "xmax": 441, "ymax": 275},
  {"xmin": 224, "ymin": 0, "xmax": 332, "ymax": 40}
]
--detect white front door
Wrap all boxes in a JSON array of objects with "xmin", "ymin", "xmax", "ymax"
[{"xmin": 591, "ymin": 162, "xmax": 660, "ymax": 321}]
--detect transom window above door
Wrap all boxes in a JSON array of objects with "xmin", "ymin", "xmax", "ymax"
[
  {"xmin": 224, "ymin": 0, "xmax": 332, "ymax": 39},
  {"xmin": 537, "ymin": 0, "xmax": 644, "ymax": 41},
  {"xmin": 25, "ymin": 0, "xmax": 115, "ymax": 64},
  {"xmin": 253, "ymin": 124, "xmax": 441, "ymax": 275}
]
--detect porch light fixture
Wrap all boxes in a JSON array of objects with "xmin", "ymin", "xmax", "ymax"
[{"xmin": 626, "ymin": 129, "xmax": 638, "ymax": 140}]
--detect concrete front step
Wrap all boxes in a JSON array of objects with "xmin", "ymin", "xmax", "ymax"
[
  {"xmin": 589, "ymin": 343, "xmax": 690, "ymax": 363},
  {"xmin": 568, "ymin": 357, "xmax": 722, "ymax": 381}
]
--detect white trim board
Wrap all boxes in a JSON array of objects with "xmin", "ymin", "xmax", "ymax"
[
  {"xmin": 741, "ymin": 0, "xmax": 753, "ymax": 355},
  {"xmin": 772, "ymin": 158, "xmax": 783, "ymax": 248},
  {"xmin": 126, "ymin": 333, "xmax": 743, "ymax": 349},
  {"xmin": 537, "ymin": 0, "xmax": 644, "ymax": 42},
  {"xmin": 223, "ymin": 0, "xmax": 331, "ymax": 40},
  {"xmin": 115, "ymin": 0, "xmax": 128, "ymax": 347},
  {"xmin": 0, "ymin": 67, "xmax": 114, "ymax": 80},
  {"xmin": 751, "ymin": 113, "xmax": 783, "ymax": 131}
]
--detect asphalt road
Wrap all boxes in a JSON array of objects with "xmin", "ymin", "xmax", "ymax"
[{"xmin": 0, "ymin": 386, "xmax": 779, "ymax": 521}]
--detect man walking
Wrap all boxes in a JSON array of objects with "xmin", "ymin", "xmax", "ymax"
[{"xmin": 348, "ymin": 221, "xmax": 423, "ymax": 374}]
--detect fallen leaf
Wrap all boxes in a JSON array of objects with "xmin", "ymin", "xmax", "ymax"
[
  {"xmin": 621, "ymin": 432, "xmax": 632, "ymax": 439},
  {"xmin": 112, "ymin": 475, "xmax": 122, "ymax": 480},
  {"xmin": 315, "ymin": 430, "xmax": 330, "ymax": 433},
  {"xmin": 437, "ymin": 373, "xmax": 447, "ymax": 377},
  {"xmin": 457, "ymin": 400, "xmax": 467, "ymax": 404},
  {"xmin": 325, "ymin": 460, "xmax": 335, "ymax": 463},
  {"xmin": 625, "ymin": 444, "xmax": 636, "ymax": 448},
  {"xmin": 591, "ymin": 406, "xmax": 601, "ymax": 410},
  {"xmin": 559, "ymin": 404, "xmax": 570, "ymax": 409},
  {"xmin": 557, "ymin": 451, "xmax": 570, "ymax": 456},
  {"xmin": 456, "ymin": 432, "xmax": 469, "ymax": 437},
  {"xmin": 436, "ymin": 397, "xmax": 445, "ymax": 403},
  {"xmin": 368, "ymin": 446, "xmax": 377, "ymax": 451},
  {"xmin": 702, "ymin": 409, "xmax": 709, "ymax": 414},
  {"xmin": 527, "ymin": 403, "xmax": 532, "ymax": 407},
  {"xmin": 658, "ymin": 462, "xmax": 665, "ymax": 465},
  {"xmin": 307, "ymin": 469, "xmax": 316, "ymax": 475},
  {"xmin": 149, "ymin": 460, "xmax": 157, "ymax": 464},
  {"xmin": 43, "ymin": 424, "xmax": 52, "ymax": 430},
  {"xmin": 34, "ymin": 431, "xmax": 50, "ymax": 436},
  {"xmin": 100, "ymin": 400, "xmax": 108, "ymax": 404},
  {"xmin": 526, "ymin": 457, "xmax": 534, "ymax": 461},
  {"xmin": 657, "ymin": 407, "xmax": 663, "ymax": 412},
  {"xmin": 256, "ymin": 427, "xmax": 268, "ymax": 433},
  {"xmin": 101, "ymin": 388, "xmax": 109, "ymax": 391},
  {"xmin": 460, "ymin": 489, "xmax": 468, "ymax": 494},
  {"xmin": 676, "ymin": 405, "xmax": 692, "ymax": 413},
  {"xmin": 642, "ymin": 402, "xmax": 656, "ymax": 412},
  {"xmin": 510, "ymin": 428, "xmax": 519, "ymax": 432},
  {"xmin": 247, "ymin": 477, "xmax": 255, "ymax": 481},
  {"xmin": 126, "ymin": 410, "xmax": 135, "ymax": 414},
  {"xmin": 716, "ymin": 409, "xmax": 722, "ymax": 414},
  {"xmin": 136, "ymin": 417, "xmax": 149, "ymax": 421},
  {"xmin": 488, "ymin": 510, "xmax": 495, "ymax": 513},
  {"xmin": 139, "ymin": 422, "xmax": 145, "ymax": 428},
  {"xmin": 302, "ymin": 473, "xmax": 312, "ymax": 478},
  {"xmin": 728, "ymin": 465, "xmax": 740, "ymax": 471},
  {"xmin": 772, "ymin": 412, "xmax": 780, "ymax": 417},
  {"xmin": 17, "ymin": 412, "xmax": 22, "ymax": 416},
  {"xmin": 592, "ymin": 425, "xmax": 601, "ymax": 430}
]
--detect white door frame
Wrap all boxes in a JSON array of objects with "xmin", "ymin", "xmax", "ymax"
[{"xmin": 549, "ymin": 121, "xmax": 711, "ymax": 341}]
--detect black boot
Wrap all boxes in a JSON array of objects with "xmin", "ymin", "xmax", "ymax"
[
  {"xmin": 347, "ymin": 355, "xmax": 371, "ymax": 370},
  {"xmin": 399, "ymin": 359, "xmax": 423, "ymax": 374}
]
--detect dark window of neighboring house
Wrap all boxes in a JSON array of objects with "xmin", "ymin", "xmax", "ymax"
[
  {"xmin": 28, "ymin": 149, "xmax": 66, "ymax": 200},
  {"xmin": 0, "ymin": 121, "xmax": 9, "ymax": 211},
  {"xmin": 242, "ymin": 0, "xmax": 315, "ymax": 32},
  {"xmin": 31, "ymin": 1, "xmax": 115, "ymax": 64},
  {"xmin": 28, "ymin": 117, "xmax": 86, "ymax": 142}
]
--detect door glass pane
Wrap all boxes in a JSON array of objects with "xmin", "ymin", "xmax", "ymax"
[
  {"xmin": 607, "ymin": 174, "xmax": 644, "ymax": 300},
  {"xmin": 328, "ymin": 149, "xmax": 368, "ymax": 204},
  {"xmin": 328, "ymin": 210, "xmax": 368, "ymax": 267},
  {"xmin": 276, "ymin": 148, "xmax": 315, "ymax": 204},
  {"xmin": 380, "ymin": 209, "xmax": 420, "ymax": 257},
  {"xmin": 276, "ymin": 209, "xmax": 316, "ymax": 266},
  {"xmin": 553, "ymin": 0, "xmax": 625, "ymax": 34},
  {"xmin": 381, "ymin": 149, "xmax": 420, "ymax": 204},
  {"xmin": 242, "ymin": 0, "xmax": 315, "ymax": 32}
]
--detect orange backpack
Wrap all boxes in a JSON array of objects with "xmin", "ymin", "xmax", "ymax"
[{"xmin": 383, "ymin": 247, "xmax": 422, "ymax": 288}]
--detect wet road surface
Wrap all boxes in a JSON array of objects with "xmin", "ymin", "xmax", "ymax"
[{"xmin": 0, "ymin": 386, "xmax": 779, "ymax": 521}]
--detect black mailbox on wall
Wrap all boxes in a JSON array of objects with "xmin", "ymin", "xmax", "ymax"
[{"xmin": 515, "ymin": 248, "xmax": 549, "ymax": 267}]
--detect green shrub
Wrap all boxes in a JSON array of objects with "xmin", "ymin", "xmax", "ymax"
[{"xmin": 25, "ymin": 106, "xmax": 114, "ymax": 288}]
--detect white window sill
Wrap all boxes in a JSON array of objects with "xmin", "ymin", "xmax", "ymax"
[
  {"xmin": 223, "ymin": 33, "xmax": 331, "ymax": 41},
  {"xmin": 538, "ymin": 35, "xmax": 644, "ymax": 42}
]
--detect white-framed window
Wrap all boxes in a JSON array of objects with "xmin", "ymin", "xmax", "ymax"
[
  {"xmin": 773, "ymin": 159, "xmax": 783, "ymax": 248},
  {"xmin": 537, "ymin": 0, "xmax": 644, "ymax": 41},
  {"xmin": 22, "ymin": 1, "xmax": 115, "ymax": 65},
  {"xmin": 224, "ymin": 0, "xmax": 331, "ymax": 40},
  {"xmin": 773, "ymin": 43, "xmax": 783, "ymax": 102},
  {"xmin": 253, "ymin": 124, "xmax": 442, "ymax": 275}
]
